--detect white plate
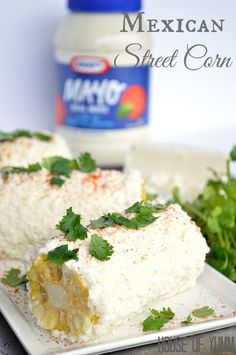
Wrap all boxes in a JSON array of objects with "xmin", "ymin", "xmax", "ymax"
[{"xmin": 0, "ymin": 262, "xmax": 236, "ymax": 355}]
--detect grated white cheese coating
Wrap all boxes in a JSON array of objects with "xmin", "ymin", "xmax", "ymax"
[
  {"xmin": 0, "ymin": 133, "xmax": 71, "ymax": 167},
  {"xmin": 0, "ymin": 169, "xmax": 143, "ymax": 259},
  {"xmin": 26, "ymin": 203, "xmax": 209, "ymax": 343}
]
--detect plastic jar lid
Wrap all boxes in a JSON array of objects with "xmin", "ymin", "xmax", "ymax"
[{"xmin": 68, "ymin": 0, "xmax": 142, "ymax": 13}]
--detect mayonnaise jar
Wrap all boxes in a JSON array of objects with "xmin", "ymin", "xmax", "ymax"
[{"xmin": 54, "ymin": 0, "xmax": 151, "ymax": 166}]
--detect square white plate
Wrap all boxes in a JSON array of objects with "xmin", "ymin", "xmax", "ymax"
[{"xmin": 0, "ymin": 262, "xmax": 236, "ymax": 355}]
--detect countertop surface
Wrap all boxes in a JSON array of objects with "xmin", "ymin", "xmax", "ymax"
[{"xmin": 0, "ymin": 312, "xmax": 235, "ymax": 355}]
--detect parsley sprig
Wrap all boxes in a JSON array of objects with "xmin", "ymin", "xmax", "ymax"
[
  {"xmin": 0, "ymin": 130, "xmax": 52, "ymax": 142},
  {"xmin": 171, "ymin": 146, "xmax": 236, "ymax": 282},
  {"xmin": 56, "ymin": 208, "xmax": 88, "ymax": 241},
  {"xmin": 143, "ymin": 307, "xmax": 175, "ymax": 332},
  {"xmin": 1, "ymin": 268, "xmax": 28, "ymax": 287}
]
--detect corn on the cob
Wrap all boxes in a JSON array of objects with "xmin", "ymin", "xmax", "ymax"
[
  {"xmin": 26, "ymin": 203, "xmax": 209, "ymax": 342},
  {"xmin": 0, "ymin": 169, "xmax": 143, "ymax": 259},
  {"xmin": 0, "ymin": 133, "xmax": 71, "ymax": 167}
]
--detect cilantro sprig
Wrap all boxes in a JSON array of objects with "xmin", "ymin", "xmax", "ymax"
[
  {"xmin": 91, "ymin": 212, "xmax": 158, "ymax": 230},
  {"xmin": 47, "ymin": 245, "xmax": 79, "ymax": 265},
  {"xmin": 143, "ymin": 307, "xmax": 175, "ymax": 332},
  {"xmin": 42, "ymin": 152, "xmax": 96, "ymax": 186},
  {"xmin": 192, "ymin": 306, "xmax": 215, "ymax": 318},
  {"xmin": 91, "ymin": 201, "xmax": 164, "ymax": 230},
  {"xmin": 89, "ymin": 234, "xmax": 114, "ymax": 261},
  {"xmin": 126, "ymin": 201, "xmax": 166, "ymax": 215},
  {"xmin": 42, "ymin": 157, "xmax": 78, "ymax": 177},
  {"xmin": 0, "ymin": 130, "xmax": 52, "ymax": 142},
  {"xmin": 0, "ymin": 152, "xmax": 97, "ymax": 188},
  {"xmin": 1, "ymin": 268, "xmax": 28, "ymax": 287},
  {"xmin": 0, "ymin": 163, "xmax": 42, "ymax": 177},
  {"xmin": 181, "ymin": 315, "xmax": 193, "ymax": 326},
  {"xmin": 171, "ymin": 146, "xmax": 236, "ymax": 282},
  {"xmin": 56, "ymin": 208, "xmax": 88, "ymax": 241},
  {"xmin": 77, "ymin": 152, "xmax": 97, "ymax": 173}
]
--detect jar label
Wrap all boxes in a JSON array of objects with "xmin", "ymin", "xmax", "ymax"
[{"xmin": 55, "ymin": 57, "xmax": 150, "ymax": 130}]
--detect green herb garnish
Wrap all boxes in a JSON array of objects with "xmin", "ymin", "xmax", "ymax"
[
  {"xmin": 1, "ymin": 153, "xmax": 97, "ymax": 188},
  {"xmin": 77, "ymin": 152, "xmax": 97, "ymax": 173},
  {"xmin": 56, "ymin": 208, "xmax": 88, "ymax": 241},
  {"xmin": 171, "ymin": 146, "xmax": 236, "ymax": 282},
  {"xmin": 116, "ymin": 213, "xmax": 158, "ymax": 229},
  {"xmin": 50, "ymin": 176, "xmax": 66, "ymax": 187},
  {"xmin": 192, "ymin": 306, "xmax": 215, "ymax": 318},
  {"xmin": 47, "ymin": 245, "xmax": 79, "ymax": 265},
  {"xmin": 0, "ymin": 163, "xmax": 42, "ymax": 176},
  {"xmin": 91, "ymin": 212, "xmax": 158, "ymax": 230},
  {"xmin": 0, "ymin": 130, "xmax": 52, "ymax": 142},
  {"xmin": 90, "ymin": 214, "xmax": 115, "ymax": 228},
  {"xmin": 143, "ymin": 307, "xmax": 175, "ymax": 332},
  {"xmin": 181, "ymin": 315, "xmax": 193, "ymax": 325},
  {"xmin": 89, "ymin": 234, "xmax": 114, "ymax": 261},
  {"xmin": 34, "ymin": 132, "xmax": 52, "ymax": 142},
  {"xmin": 230, "ymin": 145, "xmax": 236, "ymax": 161},
  {"xmin": 1, "ymin": 268, "xmax": 28, "ymax": 287},
  {"xmin": 42, "ymin": 157, "xmax": 77, "ymax": 177},
  {"xmin": 126, "ymin": 201, "xmax": 166, "ymax": 215}
]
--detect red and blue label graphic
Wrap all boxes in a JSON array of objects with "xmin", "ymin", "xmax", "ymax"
[{"xmin": 55, "ymin": 56, "xmax": 150, "ymax": 130}]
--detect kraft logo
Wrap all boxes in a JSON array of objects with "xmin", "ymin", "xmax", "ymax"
[{"xmin": 70, "ymin": 56, "xmax": 111, "ymax": 75}]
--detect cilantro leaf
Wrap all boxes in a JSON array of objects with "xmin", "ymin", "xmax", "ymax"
[
  {"xmin": 90, "ymin": 200, "xmax": 161, "ymax": 231},
  {"xmin": 143, "ymin": 316, "xmax": 167, "ymax": 332},
  {"xmin": 126, "ymin": 201, "xmax": 166, "ymax": 215},
  {"xmin": 143, "ymin": 307, "xmax": 175, "ymax": 332},
  {"xmin": 34, "ymin": 132, "xmax": 52, "ymax": 142},
  {"xmin": 116, "ymin": 213, "xmax": 158, "ymax": 229},
  {"xmin": 230, "ymin": 145, "xmax": 236, "ymax": 161},
  {"xmin": 0, "ymin": 131, "xmax": 16, "ymax": 142},
  {"xmin": 56, "ymin": 208, "xmax": 88, "ymax": 241},
  {"xmin": 47, "ymin": 245, "xmax": 79, "ymax": 265},
  {"xmin": 181, "ymin": 315, "xmax": 193, "ymax": 325},
  {"xmin": 90, "ymin": 214, "xmax": 115, "ymax": 228},
  {"xmin": 0, "ymin": 130, "xmax": 52, "ymax": 143},
  {"xmin": 126, "ymin": 201, "xmax": 153, "ymax": 214},
  {"xmin": 192, "ymin": 306, "xmax": 215, "ymax": 318},
  {"xmin": 27, "ymin": 163, "xmax": 42, "ymax": 173},
  {"xmin": 50, "ymin": 176, "xmax": 66, "ymax": 187},
  {"xmin": 170, "ymin": 145, "xmax": 236, "ymax": 282},
  {"xmin": 0, "ymin": 163, "xmax": 42, "ymax": 176},
  {"xmin": 89, "ymin": 234, "xmax": 114, "ymax": 261},
  {"xmin": 0, "ymin": 151, "xmax": 97, "ymax": 190},
  {"xmin": 1, "ymin": 268, "xmax": 28, "ymax": 287},
  {"xmin": 91, "ymin": 212, "xmax": 158, "ymax": 230},
  {"xmin": 42, "ymin": 157, "xmax": 76, "ymax": 177},
  {"xmin": 78, "ymin": 152, "xmax": 97, "ymax": 173}
]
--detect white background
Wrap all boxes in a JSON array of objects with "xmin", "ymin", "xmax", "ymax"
[{"xmin": 0, "ymin": 0, "xmax": 235, "ymax": 153}]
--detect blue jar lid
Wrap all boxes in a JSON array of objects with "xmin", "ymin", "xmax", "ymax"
[{"xmin": 68, "ymin": 0, "xmax": 142, "ymax": 13}]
